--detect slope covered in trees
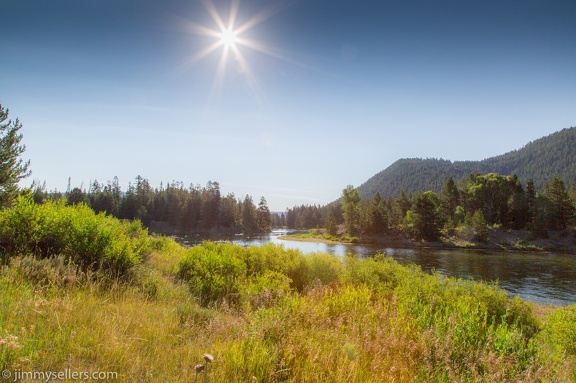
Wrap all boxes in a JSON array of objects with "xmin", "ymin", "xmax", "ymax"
[{"xmin": 357, "ymin": 127, "xmax": 576, "ymax": 199}]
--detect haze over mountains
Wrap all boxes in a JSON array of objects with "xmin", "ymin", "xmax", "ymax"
[{"xmin": 357, "ymin": 127, "xmax": 576, "ymax": 199}]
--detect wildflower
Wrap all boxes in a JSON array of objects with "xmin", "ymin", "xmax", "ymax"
[
  {"xmin": 203, "ymin": 353, "xmax": 214, "ymax": 363},
  {"xmin": 194, "ymin": 364, "xmax": 205, "ymax": 383}
]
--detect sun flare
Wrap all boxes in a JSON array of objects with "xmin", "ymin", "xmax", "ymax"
[
  {"xmin": 182, "ymin": 0, "xmax": 300, "ymax": 104},
  {"xmin": 219, "ymin": 28, "xmax": 238, "ymax": 47}
]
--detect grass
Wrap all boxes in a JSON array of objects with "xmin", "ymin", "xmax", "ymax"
[
  {"xmin": 513, "ymin": 240, "xmax": 545, "ymax": 252},
  {"xmin": 279, "ymin": 230, "xmax": 361, "ymax": 244},
  {"xmin": 1, "ymin": 239, "xmax": 575, "ymax": 382}
]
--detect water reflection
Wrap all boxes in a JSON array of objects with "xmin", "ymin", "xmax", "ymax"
[{"xmin": 174, "ymin": 229, "xmax": 576, "ymax": 306}]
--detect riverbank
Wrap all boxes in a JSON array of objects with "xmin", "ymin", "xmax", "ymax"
[{"xmin": 280, "ymin": 228, "xmax": 576, "ymax": 254}]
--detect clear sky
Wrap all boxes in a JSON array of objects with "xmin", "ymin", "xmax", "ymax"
[{"xmin": 2, "ymin": 0, "xmax": 575, "ymax": 211}]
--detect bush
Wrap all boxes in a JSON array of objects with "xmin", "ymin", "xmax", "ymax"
[
  {"xmin": 541, "ymin": 305, "xmax": 576, "ymax": 356},
  {"xmin": 0, "ymin": 196, "xmax": 150, "ymax": 276},
  {"xmin": 306, "ymin": 252, "xmax": 344, "ymax": 286},
  {"xmin": 177, "ymin": 242, "xmax": 246, "ymax": 306},
  {"xmin": 243, "ymin": 243, "xmax": 309, "ymax": 292},
  {"xmin": 343, "ymin": 252, "xmax": 413, "ymax": 290}
]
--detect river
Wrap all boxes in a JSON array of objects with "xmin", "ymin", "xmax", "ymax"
[{"xmin": 175, "ymin": 229, "xmax": 576, "ymax": 306}]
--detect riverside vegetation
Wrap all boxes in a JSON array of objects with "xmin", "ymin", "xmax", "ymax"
[
  {"xmin": 1, "ymin": 197, "xmax": 576, "ymax": 382},
  {"xmin": 283, "ymin": 173, "xmax": 576, "ymax": 253}
]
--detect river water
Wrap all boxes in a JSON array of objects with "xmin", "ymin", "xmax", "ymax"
[{"xmin": 176, "ymin": 229, "xmax": 576, "ymax": 306}]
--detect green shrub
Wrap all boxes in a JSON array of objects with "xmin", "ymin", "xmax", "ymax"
[
  {"xmin": 177, "ymin": 242, "xmax": 314, "ymax": 306},
  {"xmin": 541, "ymin": 305, "xmax": 576, "ymax": 356},
  {"xmin": 177, "ymin": 242, "xmax": 246, "ymax": 306},
  {"xmin": 243, "ymin": 243, "xmax": 309, "ymax": 291},
  {"xmin": 306, "ymin": 252, "xmax": 344, "ymax": 286},
  {"xmin": 149, "ymin": 235, "xmax": 181, "ymax": 253},
  {"xmin": 343, "ymin": 252, "xmax": 413, "ymax": 290},
  {"xmin": 505, "ymin": 296, "xmax": 540, "ymax": 340},
  {"xmin": 0, "ymin": 196, "xmax": 150, "ymax": 276}
]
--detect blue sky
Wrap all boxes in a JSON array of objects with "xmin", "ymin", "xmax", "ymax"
[{"xmin": 2, "ymin": 0, "xmax": 575, "ymax": 211}]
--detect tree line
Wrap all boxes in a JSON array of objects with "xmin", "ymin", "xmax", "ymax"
[
  {"xmin": 288, "ymin": 173, "xmax": 576, "ymax": 242},
  {"xmin": 32, "ymin": 177, "xmax": 272, "ymax": 234},
  {"xmin": 2, "ymin": 103, "xmax": 575, "ymax": 241},
  {"xmin": 0, "ymin": 103, "xmax": 274, "ymax": 235}
]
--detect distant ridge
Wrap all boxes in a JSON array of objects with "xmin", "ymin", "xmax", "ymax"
[{"xmin": 357, "ymin": 127, "xmax": 576, "ymax": 199}]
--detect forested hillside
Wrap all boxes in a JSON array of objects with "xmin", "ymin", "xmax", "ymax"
[{"xmin": 358, "ymin": 127, "xmax": 576, "ymax": 199}]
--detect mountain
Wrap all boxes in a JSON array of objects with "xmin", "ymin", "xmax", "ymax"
[{"xmin": 357, "ymin": 127, "xmax": 576, "ymax": 199}]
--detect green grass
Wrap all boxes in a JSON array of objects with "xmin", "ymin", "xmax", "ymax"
[
  {"xmin": 282, "ymin": 230, "xmax": 361, "ymax": 244},
  {"xmin": 514, "ymin": 240, "xmax": 545, "ymax": 252},
  {"xmin": 0, "ymin": 202, "xmax": 575, "ymax": 381}
]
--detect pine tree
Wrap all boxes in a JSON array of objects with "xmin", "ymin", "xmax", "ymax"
[
  {"xmin": 242, "ymin": 195, "xmax": 257, "ymax": 234},
  {"xmin": 412, "ymin": 191, "xmax": 441, "ymax": 241},
  {"xmin": 341, "ymin": 185, "xmax": 361, "ymax": 234},
  {"xmin": 525, "ymin": 179, "xmax": 536, "ymax": 224},
  {"xmin": 0, "ymin": 104, "xmax": 31, "ymax": 207},
  {"xmin": 544, "ymin": 176, "xmax": 574, "ymax": 230},
  {"xmin": 256, "ymin": 196, "xmax": 271, "ymax": 232},
  {"xmin": 391, "ymin": 190, "xmax": 411, "ymax": 228},
  {"xmin": 366, "ymin": 192, "xmax": 388, "ymax": 235},
  {"xmin": 440, "ymin": 177, "xmax": 460, "ymax": 224}
]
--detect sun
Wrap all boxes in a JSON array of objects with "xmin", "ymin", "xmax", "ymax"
[
  {"xmin": 181, "ymin": 0, "xmax": 299, "ymax": 103},
  {"xmin": 219, "ymin": 28, "xmax": 238, "ymax": 47}
]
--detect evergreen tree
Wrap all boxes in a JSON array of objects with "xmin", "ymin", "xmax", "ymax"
[
  {"xmin": 241, "ymin": 195, "xmax": 257, "ymax": 234},
  {"xmin": 341, "ymin": 185, "xmax": 361, "ymax": 234},
  {"xmin": 0, "ymin": 104, "xmax": 31, "ymax": 207},
  {"xmin": 440, "ymin": 177, "xmax": 460, "ymax": 224},
  {"xmin": 201, "ymin": 181, "xmax": 221, "ymax": 230},
  {"xmin": 219, "ymin": 193, "xmax": 237, "ymax": 228},
  {"xmin": 67, "ymin": 187, "xmax": 88, "ymax": 205},
  {"xmin": 529, "ymin": 195, "xmax": 549, "ymax": 238},
  {"xmin": 543, "ymin": 176, "xmax": 574, "ymax": 230},
  {"xmin": 391, "ymin": 190, "xmax": 411, "ymax": 227},
  {"xmin": 412, "ymin": 191, "xmax": 441, "ymax": 241},
  {"xmin": 256, "ymin": 196, "xmax": 272, "ymax": 232},
  {"xmin": 525, "ymin": 179, "xmax": 536, "ymax": 224},
  {"xmin": 365, "ymin": 192, "xmax": 388, "ymax": 235},
  {"xmin": 508, "ymin": 189, "xmax": 529, "ymax": 229},
  {"xmin": 31, "ymin": 180, "xmax": 48, "ymax": 204},
  {"xmin": 286, "ymin": 208, "xmax": 296, "ymax": 229}
]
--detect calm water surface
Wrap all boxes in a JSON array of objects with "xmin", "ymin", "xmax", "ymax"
[{"xmin": 176, "ymin": 229, "xmax": 576, "ymax": 306}]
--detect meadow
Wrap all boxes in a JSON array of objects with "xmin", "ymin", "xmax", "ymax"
[{"xmin": 0, "ymin": 197, "xmax": 575, "ymax": 382}]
